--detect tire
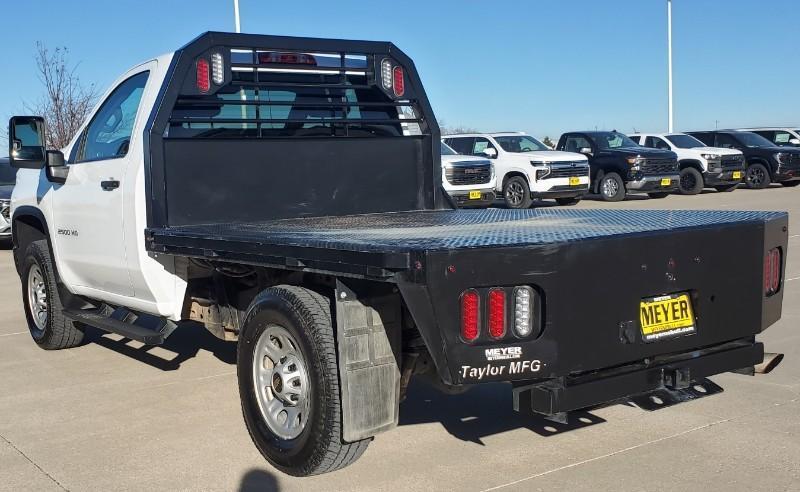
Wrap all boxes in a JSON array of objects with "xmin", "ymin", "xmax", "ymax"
[
  {"xmin": 238, "ymin": 285, "xmax": 370, "ymax": 476},
  {"xmin": 503, "ymin": 176, "xmax": 533, "ymax": 209},
  {"xmin": 678, "ymin": 167, "xmax": 704, "ymax": 195},
  {"xmin": 745, "ymin": 163, "xmax": 771, "ymax": 189},
  {"xmin": 555, "ymin": 197, "xmax": 581, "ymax": 206},
  {"xmin": 781, "ymin": 180, "xmax": 800, "ymax": 188},
  {"xmin": 598, "ymin": 173, "xmax": 625, "ymax": 202},
  {"xmin": 21, "ymin": 240, "xmax": 84, "ymax": 349},
  {"xmin": 647, "ymin": 192, "xmax": 670, "ymax": 199},
  {"xmin": 714, "ymin": 184, "xmax": 738, "ymax": 192}
]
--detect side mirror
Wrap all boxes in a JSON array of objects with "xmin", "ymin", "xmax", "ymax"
[
  {"xmin": 789, "ymin": 138, "xmax": 800, "ymax": 146},
  {"xmin": 8, "ymin": 116, "xmax": 46, "ymax": 169},
  {"xmin": 481, "ymin": 147, "xmax": 497, "ymax": 158},
  {"xmin": 579, "ymin": 147, "xmax": 593, "ymax": 156},
  {"xmin": 46, "ymin": 150, "xmax": 69, "ymax": 184}
]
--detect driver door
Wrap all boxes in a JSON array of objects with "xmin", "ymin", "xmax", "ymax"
[{"xmin": 52, "ymin": 69, "xmax": 150, "ymax": 299}]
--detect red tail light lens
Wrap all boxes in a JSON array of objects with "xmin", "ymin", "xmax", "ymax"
[
  {"xmin": 488, "ymin": 289, "xmax": 506, "ymax": 338},
  {"xmin": 196, "ymin": 58, "xmax": 210, "ymax": 93},
  {"xmin": 258, "ymin": 52, "xmax": 317, "ymax": 65},
  {"xmin": 765, "ymin": 248, "xmax": 782, "ymax": 296},
  {"xmin": 392, "ymin": 66, "xmax": 405, "ymax": 97},
  {"xmin": 461, "ymin": 290, "xmax": 480, "ymax": 342}
]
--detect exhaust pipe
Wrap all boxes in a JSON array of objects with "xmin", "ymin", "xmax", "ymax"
[{"xmin": 755, "ymin": 352, "xmax": 784, "ymax": 374}]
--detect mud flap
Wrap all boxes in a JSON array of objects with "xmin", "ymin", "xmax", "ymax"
[{"xmin": 335, "ymin": 280, "xmax": 402, "ymax": 442}]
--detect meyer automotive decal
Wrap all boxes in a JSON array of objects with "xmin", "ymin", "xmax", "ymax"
[{"xmin": 459, "ymin": 346, "xmax": 544, "ymax": 381}]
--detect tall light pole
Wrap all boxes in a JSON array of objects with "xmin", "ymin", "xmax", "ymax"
[
  {"xmin": 234, "ymin": 0, "xmax": 241, "ymax": 33},
  {"xmin": 667, "ymin": 0, "xmax": 674, "ymax": 132}
]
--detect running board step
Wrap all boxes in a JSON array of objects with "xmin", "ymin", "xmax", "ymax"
[{"xmin": 64, "ymin": 306, "xmax": 177, "ymax": 345}]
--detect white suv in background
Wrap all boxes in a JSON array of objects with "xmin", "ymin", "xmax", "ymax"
[
  {"xmin": 440, "ymin": 142, "xmax": 496, "ymax": 208},
  {"xmin": 443, "ymin": 132, "xmax": 590, "ymax": 208},
  {"xmin": 629, "ymin": 133, "xmax": 745, "ymax": 194}
]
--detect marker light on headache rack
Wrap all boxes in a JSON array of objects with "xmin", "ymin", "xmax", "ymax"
[
  {"xmin": 259, "ymin": 52, "xmax": 317, "ymax": 65},
  {"xmin": 196, "ymin": 58, "xmax": 210, "ymax": 93},
  {"xmin": 381, "ymin": 58, "xmax": 393, "ymax": 91},
  {"xmin": 392, "ymin": 66, "xmax": 405, "ymax": 97},
  {"xmin": 211, "ymin": 52, "xmax": 224, "ymax": 85}
]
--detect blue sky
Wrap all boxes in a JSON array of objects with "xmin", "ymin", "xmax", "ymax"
[{"xmin": 1, "ymin": 0, "xmax": 798, "ymax": 149}]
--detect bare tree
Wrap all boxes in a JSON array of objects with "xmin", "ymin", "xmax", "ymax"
[
  {"xmin": 24, "ymin": 43, "xmax": 96, "ymax": 149},
  {"xmin": 542, "ymin": 136, "xmax": 555, "ymax": 148},
  {"xmin": 439, "ymin": 120, "xmax": 480, "ymax": 136}
]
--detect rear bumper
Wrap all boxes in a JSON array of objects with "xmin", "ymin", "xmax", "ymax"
[
  {"xmin": 513, "ymin": 339, "xmax": 763, "ymax": 416},
  {"xmin": 626, "ymin": 174, "xmax": 680, "ymax": 192}
]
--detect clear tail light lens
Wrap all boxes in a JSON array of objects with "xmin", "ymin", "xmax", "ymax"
[
  {"xmin": 392, "ymin": 66, "xmax": 405, "ymax": 97},
  {"xmin": 513, "ymin": 287, "xmax": 534, "ymax": 337},
  {"xmin": 196, "ymin": 58, "xmax": 210, "ymax": 93},
  {"xmin": 381, "ymin": 58, "xmax": 393, "ymax": 91},
  {"xmin": 461, "ymin": 290, "xmax": 480, "ymax": 342},
  {"xmin": 765, "ymin": 248, "xmax": 781, "ymax": 296},
  {"xmin": 211, "ymin": 52, "xmax": 224, "ymax": 85},
  {"xmin": 487, "ymin": 289, "xmax": 506, "ymax": 339}
]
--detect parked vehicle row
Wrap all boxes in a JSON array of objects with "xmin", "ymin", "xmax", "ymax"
[{"xmin": 440, "ymin": 127, "xmax": 800, "ymax": 206}]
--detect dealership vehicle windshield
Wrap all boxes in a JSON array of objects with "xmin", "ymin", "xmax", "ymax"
[
  {"xmin": 666, "ymin": 134, "xmax": 706, "ymax": 149},
  {"xmin": 736, "ymin": 132, "xmax": 777, "ymax": 148},
  {"xmin": 493, "ymin": 135, "xmax": 549, "ymax": 153}
]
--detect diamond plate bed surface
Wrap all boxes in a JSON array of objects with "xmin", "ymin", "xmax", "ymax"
[{"xmin": 149, "ymin": 209, "xmax": 786, "ymax": 253}]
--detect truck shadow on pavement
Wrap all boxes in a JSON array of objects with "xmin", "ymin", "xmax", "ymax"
[
  {"xmin": 399, "ymin": 381, "xmax": 605, "ymax": 445},
  {"xmin": 84, "ymin": 321, "xmax": 236, "ymax": 371}
]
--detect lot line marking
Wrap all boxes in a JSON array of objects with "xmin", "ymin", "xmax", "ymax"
[
  {"xmin": 1, "ymin": 433, "xmax": 68, "ymax": 491},
  {"xmin": 481, "ymin": 419, "xmax": 731, "ymax": 491},
  {"xmin": 786, "ymin": 276, "xmax": 799, "ymax": 282},
  {"xmin": 0, "ymin": 331, "xmax": 28, "ymax": 337}
]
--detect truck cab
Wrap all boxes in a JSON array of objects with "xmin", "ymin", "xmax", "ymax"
[
  {"xmin": 629, "ymin": 133, "xmax": 744, "ymax": 194},
  {"xmin": 440, "ymin": 141, "xmax": 496, "ymax": 208},
  {"xmin": 443, "ymin": 132, "xmax": 589, "ymax": 209},
  {"xmin": 689, "ymin": 131, "xmax": 800, "ymax": 189},
  {"xmin": 557, "ymin": 131, "xmax": 680, "ymax": 202}
]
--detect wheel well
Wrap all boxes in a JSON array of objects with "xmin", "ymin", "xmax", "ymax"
[
  {"xmin": 679, "ymin": 160, "xmax": 703, "ymax": 172},
  {"xmin": 12, "ymin": 214, "xmax": 47, "ymax": 273},
  {"xmin": 502, "ymin": 171, "xmax": 529, "ymax": 188}
]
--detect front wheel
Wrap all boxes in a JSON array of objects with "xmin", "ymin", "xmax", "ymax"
[
  {"xmin": 745, "ymin": 163, "xmax": 771, "ymax": 189},
  {"xmin": 678, "ymin": 167, "xmax": 704, "ymax": 195},
  {"xmin": 503, "ymin": 176, "xmax": 533, "ymax": 209},
  {"xmin": 555, "ymin": 197, "xmax": 581, "ymax": 206},
  {"xmin": 781, "ymin": 180, "xmax": 800, "ymax": 188},
  {"xmin": 238, "ymin": 286, "xmax": 370, "ymax": 476},
  {"xmin": 598, "ymin": 173, "xmax": 626, "ymax": 202}
]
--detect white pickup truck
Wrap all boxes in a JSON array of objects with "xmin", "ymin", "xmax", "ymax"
[
  {"xmin": 443, "ymin": 132, "xmax": 590, "ymax": 208},
  {"xmin": 440, "ymin": 141, "xmax": 496, "ymax": 207},
  {"xmin": 629, "ymin": 133, "xmax": 745, "ymax": 194},
  {"xmin": 6, "ymin": 32, "xmax": 788, "ymax": 478}
]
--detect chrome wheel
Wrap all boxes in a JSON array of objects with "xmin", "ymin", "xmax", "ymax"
[
  {"xmin": 505, "ymin": 182, "xmax": 525, "ymax": 206},
  {"xmin": 252, "ymin": 325, "xmax": 309, "ymax": 440},
  {"xmin": 602, "ymin": 177, "xmax": 619, "ymax": 198},
  {"xmin": 27, "ymin": 264, "xmax": 48, "ymax": 331}
]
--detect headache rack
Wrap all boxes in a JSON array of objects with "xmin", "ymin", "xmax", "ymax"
[{"xmin": 144, "ymin": 32, "xmax": 447, "ymax": 229}]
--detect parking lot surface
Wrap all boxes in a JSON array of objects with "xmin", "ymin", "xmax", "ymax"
[{"xmin": 1, "ymin": 186, "xmax": 799, "ymax": 492}]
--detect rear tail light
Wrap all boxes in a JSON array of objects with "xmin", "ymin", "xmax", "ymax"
[
  {"xmin": 765, "ymin": 248, "xmax": 782, "ymax": 296},
  {"xmin": 211, "ymin": 52, "xmax": 224, "ymax": 85},
  {"xmin": 196, "ymin": 58, "xmax": 210, "ymax": 93},
  {"xmin": 487, "ymin": 289, "xmax": 506, "ymax": 338},
  {"xmin": 392, "ymin": 66, "xmax": 405, "ymax": 97},
  {"xmin": 460, "ymin": 290, "xmax": 480, "ymax": 342},
  {"xmin": 513, "ymin": 287, "xmax": 534, "ymax": 337},
  {"xmin": 380, "ymin": 58, "xmax": 393, "ymax": 91}
]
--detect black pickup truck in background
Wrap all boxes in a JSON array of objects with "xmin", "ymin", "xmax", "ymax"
[
  {"xmin": 7, "ymin": 32, "xmax": 789, "ymax": 477},
  {"xmin": 689, "ymin": 131, "xmax": 800, "ymax": 189},
  {"xmin": 557, "ymin": 131, "xmax": 680, "ymax": 201}
]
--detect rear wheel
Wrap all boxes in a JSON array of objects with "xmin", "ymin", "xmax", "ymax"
[
  {"xmin": 781, "ymin": 180, "xmax": 800, "ymax": 187},
  {"xmin": 503, "ymin": 176, "xmax": 533, "ymax": 209},
  {"xmin": 555, "ymin": 197, "xmax": 581, "ymax": 206},
  {"xmin": 238, "ymin": 285, "xmax": 370, "ymax": 476},
  {"xmin": 647, "ymin": 192, "xmax": 670, "ymax": 199},
  {"xmin": 745, "ymin": 163, "xmax": 771, "ymax": 189},
  {"xmin": 22, "ymin": 240, "xmax": 84, "ymax": 350},
  {"xmin": 714, "ymin": 184, "xmax": 738, "ymax": 192},
  {"xmin": 598, "ymin": 173, "xmax": 625, "ymax": 202},
  {"xmin": 678, "ymin": 167, "xmax": 704, "ymax": 195}
]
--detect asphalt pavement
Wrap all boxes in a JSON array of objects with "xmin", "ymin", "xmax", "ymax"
[{"xmin": 1, "ymin": 185, "xmax": 798, "ymax": 491}]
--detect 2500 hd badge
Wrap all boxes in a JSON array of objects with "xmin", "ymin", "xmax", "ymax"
[{"xmin": 460, "ymin": 346, "xmax": 544, "ymax": 381}]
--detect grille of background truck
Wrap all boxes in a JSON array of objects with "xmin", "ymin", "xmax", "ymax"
[
  {"xmin": 168, "ymin": 48, "xmax": 425, "ymax": 139},
  {"xmin": 549, "ymin": 164, "xmax": 589, "ymax": 179},
  {"xmin": 445, "ymin": 165, "xmax": 492, "ymax": 185},
  {"xmin": 642, "ymin": 159, "xmax": 677, "ymax": 174},
  {"xmin": 721, "ymin": 155, "xmax": 744, "ymax": 170}
]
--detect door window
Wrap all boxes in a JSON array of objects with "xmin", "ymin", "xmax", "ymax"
[
  {"xmin": 471, "ymin": 137, "xmax": 497, "ymax": 156},
  {"xmin": 563, "ymin": 135, "xmax": 592, "ymax": 153},
  {"xmin": 78, "ymin": 71, "xmax": 149, "ymax": 162},
  {"xmin": 772, "ymin": 131, "xmax": 795, "ymax": 145},
  {"xmin": 715, "ymin": 134, "xmax": 739, "ymax": 149},
  {"xmin": 444, "ymin": 137, "xmax": 475, "ymax": 155},
  {"xmin": 644, "ymin": 136, "xmax": 671, "ymax": 150}
]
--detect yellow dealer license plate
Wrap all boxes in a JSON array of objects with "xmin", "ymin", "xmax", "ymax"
[
  {"xmin": 468, "ymin": 190, "xmax": 482, "ymax": 200},
  {"xmin": 733, "ymin": 171, "xmax": 742, "ymax": 180},
  {"xmin": 660, "ymin": 178, "xmax": 672, "ymax": 186},
  {"xmin": 569, "ymin": 176, "xmax": 581, "ymax": 186},
  {"xmin": 639, "ymin": 292, "xmax": 696, "ymax": 342}
]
